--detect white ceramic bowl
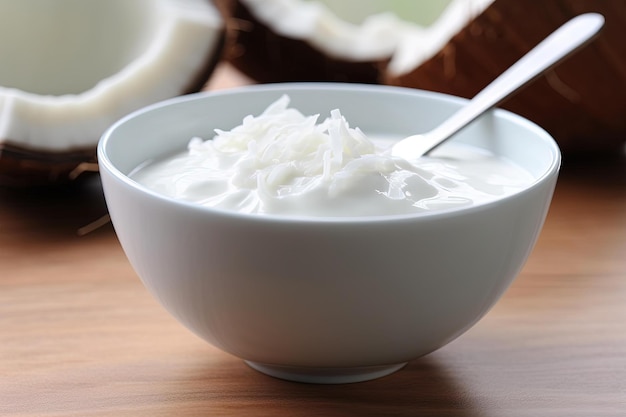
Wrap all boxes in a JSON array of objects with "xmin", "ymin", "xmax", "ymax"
[{"xmin": 98, "ymin": 83, "xmax": 560, "ymax": 384}]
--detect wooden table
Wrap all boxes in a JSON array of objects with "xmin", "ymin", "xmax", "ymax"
[{"xmin": 2, "ymin": 65, "xmax": 626, "ymax": 416}]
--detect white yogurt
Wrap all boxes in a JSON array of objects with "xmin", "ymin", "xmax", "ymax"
[{"xmin": 131, "ymin": 95, "xmax": 534, "ymax": 217}]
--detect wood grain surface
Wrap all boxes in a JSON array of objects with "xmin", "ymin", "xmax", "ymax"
[{"xmin": 1, "ymin": 65, "xmax": 625, "ymax": 416}]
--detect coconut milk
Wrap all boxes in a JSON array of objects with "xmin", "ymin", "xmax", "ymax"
[{"xmin": 131, "ymin": 95, "xmax": 534, "ymax": 217}]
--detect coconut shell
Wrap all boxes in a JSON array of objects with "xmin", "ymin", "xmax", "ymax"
[
  {"xmin": 0, "ymin": 30, "xmax": 225, "ymax": 188},
  {"xmin": 215, "ymin": 0, "xmax": 389, "ymax": 84},
  {"xmin": 385, "ymin": 0, "xmax": 626, "ymax": 153},
  {"xmin": 0, "ymin": 144, "xmax": 98, "ymax": 187}
]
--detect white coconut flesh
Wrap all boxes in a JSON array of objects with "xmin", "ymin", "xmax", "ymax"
[
  {"xmin": 238, "ymin": 0, "xmax": 401, "ymax": 62},
  {"xmin": 0, "ymin": 0, "xmax": 223, "ymax": 154},
  {"xmin": 237, "ymin": 0, "xmax": 493, "ymax": 66}
]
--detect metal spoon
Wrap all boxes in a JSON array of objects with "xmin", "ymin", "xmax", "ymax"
[{"xmin": 391, "ymin": 13, "xmax": 605, "ymax": 160}]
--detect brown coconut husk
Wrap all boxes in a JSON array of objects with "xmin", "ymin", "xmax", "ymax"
[
  {"xmin": 0, "ymin": 144, "xmax": 98, "ymax": 187},
  {"xmin": 215, "ymin": 0, "xmax": 390, "ymax": 84},
  {"xmin": 385, "ymin": 0, "xmax": 626, "ymax": 154}
]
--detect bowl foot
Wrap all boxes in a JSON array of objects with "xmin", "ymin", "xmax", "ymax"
[{"xmin": 244, "ymin": 361, "xmax": 407, "ymax": 384}]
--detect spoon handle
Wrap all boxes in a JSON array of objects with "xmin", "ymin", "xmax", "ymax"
[{"xmin": 396, "ymin": 13, "xmax": 605, "ymax": 159}]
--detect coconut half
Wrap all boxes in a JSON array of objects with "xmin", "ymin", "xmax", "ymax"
[
  {"xmin": 217, "ymin": 0, "xmax": 495, "ymax": 83},
  {"xmin": 0, "ymin": 0, "xmax": 224, "ymax": 186}
]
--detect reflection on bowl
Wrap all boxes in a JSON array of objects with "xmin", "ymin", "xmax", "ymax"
[{"xmin": 98, "ymin": 83, "xmax": 560, "ymax": 384}]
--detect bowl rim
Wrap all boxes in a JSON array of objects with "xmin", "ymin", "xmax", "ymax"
[{"xmin": 97, "ymin": 82, "xmax": 561, "ymax": 224}]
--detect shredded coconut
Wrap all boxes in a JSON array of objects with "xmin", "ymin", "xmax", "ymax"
[{"xmin": 131, "ymin": 95, "xmax": 533, "ymax": 217}]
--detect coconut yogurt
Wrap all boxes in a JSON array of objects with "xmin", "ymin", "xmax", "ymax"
[{"xmin": 130, "ymin": 95, "xmax": 534, "ymax": 217}]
